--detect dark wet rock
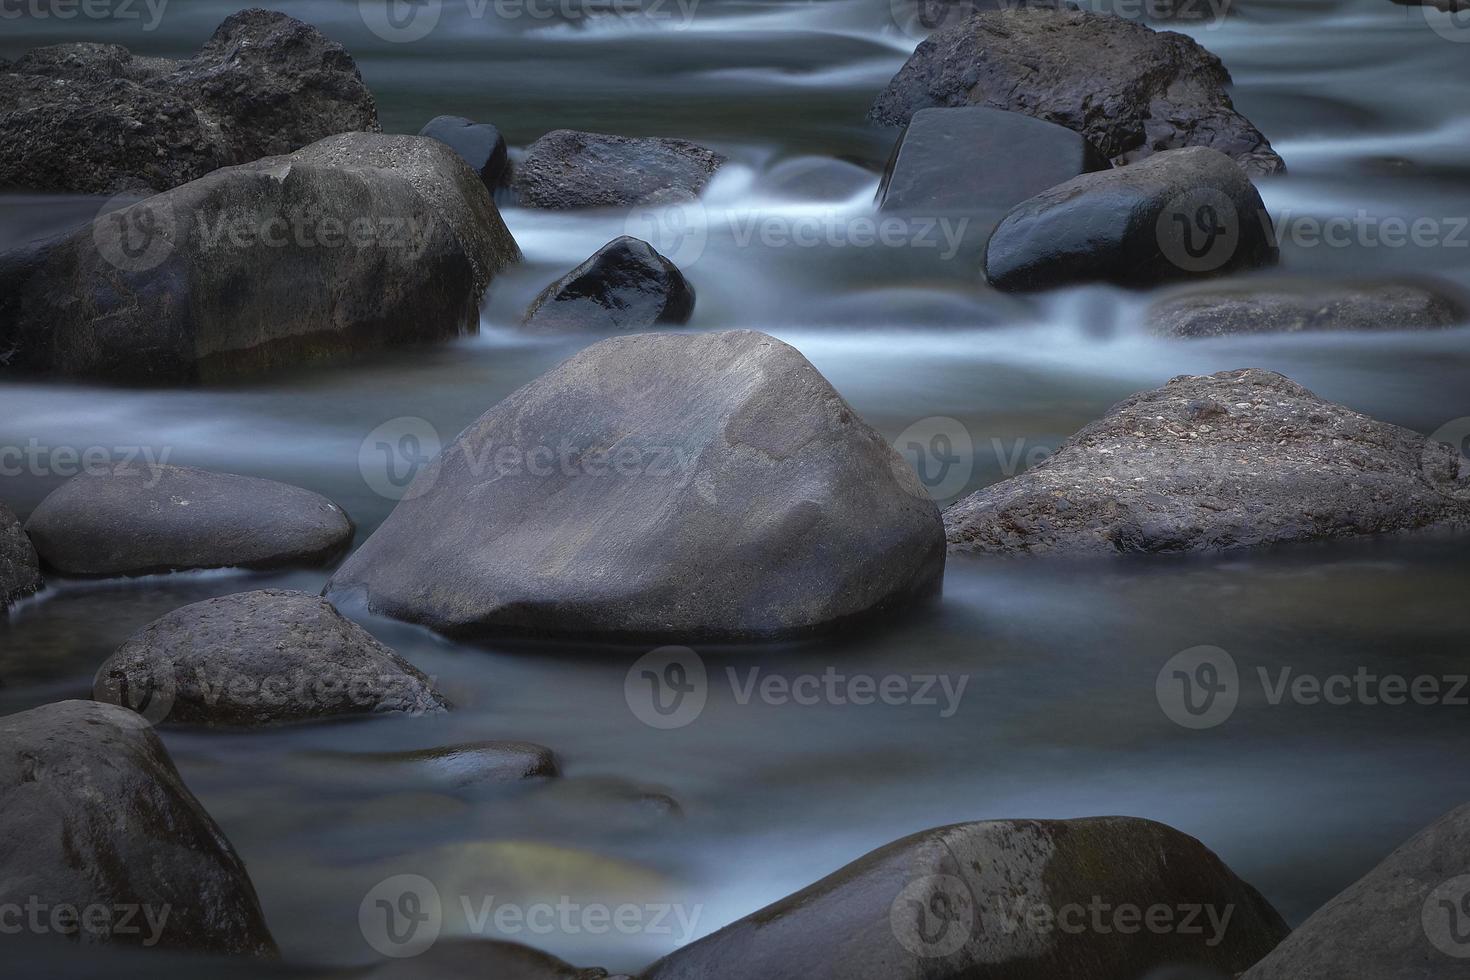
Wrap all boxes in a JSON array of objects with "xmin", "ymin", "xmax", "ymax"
[
  {"xmin": 419, "ymin": 115, "xmax": 512, "ymax": 191},
  {"xmin": 312, "ymin": 741, "xmax": 559, "ymax": 788},
  {"xmin": 643, "ymin": 816, "xmax": 1288, "ymax": 980},
  {"xmin": 763, "ymin": 156, "xmax": 876, "ymax": 202},
  {"xmin": 0, "ymin": 132, "xmax": 520, "ymax": 383},
  {"xmin": 0, "ymin": 10, "xmax": 379, "ymax": 195},
  {"xmin": 523, "ymin": 236, "xmax": 695, "ymax": 332},
  {"xmin": 877, "ymin": 106, "xmax": 1110, "ymax": 213},
  {"xmin": 0, "ymin": 700, "xmax": 277, "ymax": 954},
  {"xmin": 1, "ymin": 500, "xmax": 41, "ymax": 609},
  {"xmin": 1243, "ymin": 801, "xmax": 1470, "ymax": 980},
  {"xmin": 868, "ymin": 8, "xmax": 1284, "ymax": 177},
  {"xmin": 1149, "ymin": 279, "xmax": 1468, "ymax": 337},
  {"xmin": 945, "ymin": 368, "xmax": 1470, "ymax": 556},
  {"xmin": 984, "ymin": 147, "xmax": 1277, "ymax": 291},
  {"xmin": 1390, "ymin": 0, "xmax": 1470, "ymax": 10},
  {"xmin": 26, "ymin": 465, "xmax": 353, "ymax": 576},
  {"xmin": 97, "ymin": 590, "xmax": 448, "ymax": 727},
  {"xmin": 327, "ymin": 330, "xmax": 944, "ymax": 641},
  {"xmin": 514, "ymin": 130, "xmax": 724, "ymax": 209},
  {"xmin": 366, "ymin": 938, "xmax": 621, "ymax": 979}
]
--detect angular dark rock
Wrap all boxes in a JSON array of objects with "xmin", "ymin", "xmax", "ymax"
[
  {"xmin": 419, "ymin": 115, "xmax": 512, "ymax": 191},
  {"xmin": 514, "ymin": 130, "xmax": 724, "ymax": 209},
  {"xmin": 523, "ymin": 236, "xmax": 695, "ymax": 332},
  {"xmin": 1, "ymin": 500, "xmax": 41, "ymax": 609}
]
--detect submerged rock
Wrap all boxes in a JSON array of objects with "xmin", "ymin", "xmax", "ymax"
[
  {"xmin": 26, "ymin": 465, "xmax": 353, "ymax": 576},
  {"xmin": 0, "ymin": 700, "xmax": 276, "ymax": 954},
  {"xmin": 1244, "ymin": 801, "xmax": 1470, "ymax": 979},
  {"xmin": 1149, "ymin": 279, "xmax": 1467, "ymax": 337},
  {"xmin": 311, "ymin": 741, "xmax": 558, "ymax": 788},
  {"xmin": 0, "ymin": 10, "xmax": 379, "ymax": 195},
  {"xmin": 514, "ymin": 130, "xmax": 724, "ymax": 208},
  {"xmin": 643, "ymin": 816, "xmax": 1288, "ymax": 980},
  {"xmin": 945, "ymin": 368, "xmax": 1470, "ymax": 556},
  {"xmin": 1, "ymin": 500, "xmax": 41, "ymax": 609},
  {"xmin": 97, "ymin": 590, "xmax": 449, "ymax": 727},
  {"xmin": 366, "ymin": 939, "xmax": 621, "ymax": 979},
  {"xmin": 523, "ymin": 236, "xmax": 695, "ymax": 332},
  {"xmin": 0, "ymin": 132, "xmax": 519, "ymax": 383},
  {"xmin": 419, "ymin": 115, "xmax": 512, "ymax": 191},
  {"xmin": 868, "ymin": 8, "xmax": 1284, "ymax": 176},
  {"xmin": 984, "ymin": 147, "xmax": 1277, "ymax": 291},
  {"xmin": 326, "ymin": 330, "xmax": 944, "ymax": 641}
]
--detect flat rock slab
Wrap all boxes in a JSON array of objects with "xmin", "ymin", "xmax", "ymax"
[
  {"xmin": 1149, "ymin": 279, "xmax": 1468, "ymax": 337},
  {"xmin": 1244, "ymin": 801, "xmax": 1470, "ymax": 980},
  {"xmin": 514, "ymin": 130, "xmax": 724, "ymax": 208},
  {"xmin": 945, "ymin": 368, "xmax": 1470, "ymax": 556},
  {"xmin": 0, "ymin": 10, "xmax": 379, "ymax": 194},
  {"xmin": 98, "ymin": 590, "xmax": 448, "ymax": 727},
  {"xmin": 868, "ymin": 8, "xmax": 1284, "ymax": 177},
  {"xmin": 367, "ymin": 939, "xmax": 622, "ymax": 979},
  {"xmin": 0, "ymin": 700, "xmax": 276, "ymax": 954},
  {"xmin": 1, "ymin": 500, "xmax": 41, "ymax": 609},
  {"xmin": 420, "ymin": 115, "xmax": 511, "ymax": 191},
  {"xmin": 327, "ymin": 330, "xmax": 945, "ymax": 641},
  {"xmin": 523, "ymin": 236, "xmax": 695, "ymax": 332},
  {"xmin": 26, "ymin": 465, "xmax": 353, "ymax": 577},
  {"xmin": 877, "ymin": 106, "xmax": 1110, "ymax": 213},
  {"xmin": 643, "ymin": 816, "xmax": 1288, "ymax": 980},
  {"xmin": 984, "ymin": 147, "xmax": 1277, "ymax": 291}
]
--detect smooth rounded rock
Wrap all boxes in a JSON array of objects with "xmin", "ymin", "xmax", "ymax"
[
  {"xmin": 1149, "ymin": 279, "xmax": 1468, "ymax": 337},
  {"xmin": 1, "ymin": 500, "xmax": 41, "ymax": 609},
  {"xmin": 523, "ymin": 236, "xmax": 695, "ymax": 332},
  {"xmin": 26, "ymin": 465, "xmax": 354, "ymax": 577},
  {"xmin": 326, "ymin": 330, "xmax": 945, "ymax": 641},
  {"xmin": 419, "ymin": 114, "xmax": 512, "ymax": 191},
  {"xmin": 514, "ymin": 129, "xmax": 724, "ymax": 209}
]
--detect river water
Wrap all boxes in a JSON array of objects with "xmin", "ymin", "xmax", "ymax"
[{"xmin": 3, "ymin": 0, "xmax": 1470, "ymax": 973}]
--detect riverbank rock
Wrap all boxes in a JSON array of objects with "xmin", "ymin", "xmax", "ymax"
[
  {"xmin": 868, "ymin": 8, "xmax": 1284, "ymax": 177},
  {"xmin": 0, "ymin": 10, "xmax": 379, "ymax": 195},
  {"xmin": 984, "ymin": 147, "xmax": 1276, "ymax": 291},
  {"xmin": 514, "ymin": 130, "xmax": 724, "ymax": 208},
  {"xmin": 945, "ymin": 368, "xmax": 1470, "ymax": 556},
  {"xmin": 1244, "ymin": 802, "xmax": 1470, "ymax": 979},
  {"xmin": 420, "ymin": 115, "xmax": 512, "ymax": 191},
  {"xmin": 1, "ymin": 501, "xmax": 41, "ymax": 609},
  {"xmin": 1149, "ymin": 279, "xmax": 1468, "ymax": 337},
  {"xmin": 25, "ymin": 465, "xmax": 353, "ymax": 577},
  {"xmin": 523, "ymin": 237, "xmax": 695, "ymax": 331},
  {"xmin": 97, "ymin": 590, "xmax": 448, "ymax": 727},
  {"xmin": 0, "ymin": 700, "xmax": 276, "ymax": 954},
  {"xmin": 877, "ymin": 106, "xmax": 1110, "ymax": 213},
  {"xmin": 367, "ymin": 939, "xmax": 621, "ymax": 979},
  {"xmin": 326, "ymin": 330, "xmax": 944, "ymax": 641},
  {"xmin": 0, "ymin": 132, "xmax": 519, "ymax": 383},
  {"xmin": 643, "ymin": 816, "xmax": 1288, "ymax": 980}
]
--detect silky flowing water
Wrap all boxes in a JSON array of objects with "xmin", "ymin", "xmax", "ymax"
[{"xmin": 3, "ymin": 0, "xmax": 1470, "ymax": 973}]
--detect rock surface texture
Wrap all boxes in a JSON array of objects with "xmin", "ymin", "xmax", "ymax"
[
  {"xmin": 513, "ymin": 130, "xmax": 724, "ymax": 208},
  {"xmin": 523, "ymin": 237, "xmax": 695, "ymax": 331},
  {"xmin": 1, "ymin": 500, "xmax": 41, "ymax": 609},
  {"xmin": 1149, "ymin": 280, "xmax": 1467, "ymax": 337}
]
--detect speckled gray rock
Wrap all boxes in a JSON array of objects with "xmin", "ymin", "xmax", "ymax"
[
  {"xmin": 326, "ymin": 330, "xmax": 944, "ymax": 641},
  {"xmin": 643, "ymin": 817, "xmax": 1288, "ymax": 980},
  {"xmin": 1244, "ymin": 802, "xmax": 1470, "ymax": 980},
  {"xmin": 98, "ymin": 590, "xmax": 449, "ymax": 727},
  {"xmin": 514, "ymin": 130, "xmax": 724, "ymax": 208},
  {"xmin": 0, "ymin": 9, "xmax": 379, "ymax": 195},
  {"xmin": 523, "ymin": 236, "xmax": 695, "ymax": 332},
  {"xmin": 1, "ymin": 500, "xmax": 41, "ymax": 609},
  {"xmin": 868, "ymin": 8, "xmax": 1283, "ymax": 177},
  {"xmin": 0, "ymin": 132, "xmax": 520, "ymax": 383},
  {"xmin": 0, "ymin": 700, "xmax": 276, "ymax": 954},
  {"xmin": 1149, "ymin": 279, "xmax": 1467, "ymax": 337},
  {"xmin": 26, "ymin": 465, "xmax": 353, "ymax": 576},
  {"xmin": 984, "ymin": 147, "xmax": 1277, "ymax": 291},
  {"xmin": 945, "ymin": 368, "xmax": 1470, "ymax": 556}
]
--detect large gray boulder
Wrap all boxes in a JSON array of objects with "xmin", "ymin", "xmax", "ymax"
[
  {"xmin": 26, "ymin": 465, "xmax": 354, "ymax": 577},
  {"xmin": 0, "ymin": 9, "xmax": 380, "ymax": 195},
  {"xmin": 0, "ymin": 700, "xmax": 276, "ymax": 954},
  {"xmin": 522, "ymin": 236, "xmax": 695, "ymax": 332},
  {"xmin": 97, "ymin": 590, "xmax": 449, "ymax": 727},
  {"xmin": 1, "ymin": 500, "xmax": 41, "ymax": 610},
  {"xmin": 0, "ymin": 132, "xmax": 520, "ymax": 383},
  {"xmin": 868, "ymin": 8, "xmax": 1284, "ymax": 177},
  {"xmin": 514, "ymin": 129, "xmax": 724, "ymax": 208},
  {"xmin": 984, "ymin": 147, "xmax": 1277, "ymax": 291},
  {"xmin": 326, "ymin": 330, "xmax": 944, "ymax": 641},
  {"xmin": 643, "ymin": 817, "xmax": 1288, "ymax": 980},
  {"xmin": 1244, "ymin": 802, "xmax": 1470, "ymax": 980},
  {"xmin": 945, "ymin": 368, "xmax": 1470, "ymax": 556},
  {"xmin": 1149, "ymin": 279, "xmax": 1468, "ymax": 338}
]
